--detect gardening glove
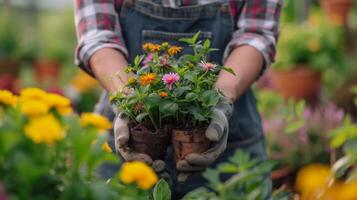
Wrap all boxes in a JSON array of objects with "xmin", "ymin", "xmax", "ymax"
[
  {"xmin": 176, "ymin": 97, "xmax": 233, "ymax": 182},
  {"xmin": 111, "ymin": 104, "xmax": 167, "ymax": 176}
]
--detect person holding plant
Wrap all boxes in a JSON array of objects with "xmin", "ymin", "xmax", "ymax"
[{"xmin": 74, "ymin": 0, "xmax": 282, "ymax": 198}]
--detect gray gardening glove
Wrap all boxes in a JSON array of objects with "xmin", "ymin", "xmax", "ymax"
[
  {"xmin": 111, "ymin": 104, "xmax": 168, "ymax": 177},
  {"xmin": 176, "ymin": 97, "xmax": 233, "ymax": 182}
]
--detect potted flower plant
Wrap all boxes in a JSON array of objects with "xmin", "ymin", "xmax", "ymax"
[
  {"xmin": 111, "ymin": 33, "xmax": 234, "ymax": 162},
  {"xmin": 320, "ymin": 0, "xmax": 353, "ymax": 26},
  {"xmin": 271, "ymin": 13, "xmax": 346, "ymax": 101}
]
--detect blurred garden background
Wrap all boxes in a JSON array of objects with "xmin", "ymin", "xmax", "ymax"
[{"xmin": 1, "ymin": 0, "xmax": 357, "ymax": 199}]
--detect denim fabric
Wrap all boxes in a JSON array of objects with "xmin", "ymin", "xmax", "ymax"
[{"xmin": 96, "ymin": 0, "xmax": 270, "ymax": 199}]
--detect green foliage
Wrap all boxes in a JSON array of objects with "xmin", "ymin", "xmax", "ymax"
[
  {"xmin": 152, "ymin": 179, "xmax": 171, "ymax": 200},
  {"xmin": 0, "ymin": 8, "xmax": 20, "ymax": 59},
  {"xmin": 183, "ymin": 150, "xmax": 290, "ymax": 200},
  {"xmin": 112, "ymin": 33, "xmax": 234, "ymax": 130}
]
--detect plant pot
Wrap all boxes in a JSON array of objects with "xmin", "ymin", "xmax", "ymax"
[
  {"xmin": 172, "ymin": 127, "xmax": 210, "ymax": 162},
  {"xmin": 270, "ymin": 65, "xmax": 321, "ymax": 101},
  {"xmin": 320, "ymin": 0, "xmax": 352, "ymax": 26},
  {"xmin": 0, "ymin": 59, "xmax": 21, "ymax": 92},
  {"xmin": 129, "ymin": 124, "xmax": 169, "ymax": 160},
  {"xmin": 34, "ymin": 59, "xmax": 61, "ymax": 84}
]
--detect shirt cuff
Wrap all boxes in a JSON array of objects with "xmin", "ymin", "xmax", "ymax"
[
  {"xmin": 75, "ymin": 42, "xmax": 128, "ymax": 77},
  {"xmin": 223, "ymin": 32, "xmax": 276, "ymax": 74}
]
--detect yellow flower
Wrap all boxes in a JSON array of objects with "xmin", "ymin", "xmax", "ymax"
[
  {"xmin": 24, "ymin": 114, "xmax": 64, "ymax": 145},
  {"xmin": 0, "ymin": 90, "xmax": 18, "ymax": 107},
  {"xmin": 45, "ymin": 93, "xmax": 71, "ymax": 108},
  {"xmin": 20, "ymin": 87, "xmax": 47, "ymax": 100},
  {"xmin": 308, "ymin": 38, "xmax": 321, "ymax": 53},
  {"xmin": 80, "ymin": 112, "xmax": 112, "ymax": 131},
  {"xmin": 159, "ymin": 92, "xmax": 168, "ymax": 98},
  {"xmin": 127, "ymin": 77, "xmax": 136, "ymax": 85},
  {"xmin": 102, "ymin": 142, "xmax": 113, "ymax": 153},
  {"xmin": 167, "ymin": 46, "xmax": 182, "ymax": 56},
  {"xmin": 20, "ymin": 99, "xmax": 50, "ymax": 117},
  {"xmin": 57, "ymin": 106, "xmax": 73, "ymax": 116},
  {"xmin": 119, "ymin": 161, "xmax": 158, "ymax": 190},
  {"xmin": 139, "ymin": 73, "xmax": 156, "ymax": 86},
  {"xmin": 71, "ymin": 71, "xmax": 98, "ymax": 92},
  {"xmin": 142, "ymin": 43, "xmax": 161, "ymax": 52},
  {"xmin": 295, "ymin": 164, "xmax": 333, "ymax": 198}
]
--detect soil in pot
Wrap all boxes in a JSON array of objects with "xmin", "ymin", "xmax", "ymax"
[
  {"xmin": 129, "ymin": 124, "xmax": 169, "ymax": 161},
  {"xmin": 270, "ymin": 65, "xmax": 321, "ymax": 101},
  {"xmin": 172, "ymin": 127, "xmax": 210, "ymax": 162}
]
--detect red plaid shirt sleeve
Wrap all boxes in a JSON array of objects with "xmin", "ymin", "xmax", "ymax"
[
  {"xmin": 74, "ymin": 0, "xmax": 127, "ymax": 76},
  {"xmin": 224, "ymin": 0, "xmax": 282, "ymax": 70}
]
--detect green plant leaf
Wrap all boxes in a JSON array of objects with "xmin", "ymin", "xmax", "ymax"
[
  {"xmin": 284, "ymin": 120, "xmax": 304, "ymax": 134},
  {"xmin": 146, "ymin": 93, "xmax": 161, "ymax": 105},
  {"xmin": 173, "ymin": 86, "xmax": 191, "ymax": 97},
  {"xmin": 185, "ymin": 93, "xmax": 198, "ymax": 102},
  {"xmin": 135, "ymin": 113, "xmax": 148, "ymax": 123},
  {"xmin": 295, "ymin": 100, "xmax": 305, "ymax": 116},
  {"xmin": 221, "ymin": 67, "xmax": 236, "ymax": 76},
  {"xmin": 159, "ymin": 101, "xmax": 178, "ymax": 117},
  {"xmin": 203, "ymin": 39, "xmax": 211, "ymax": 50},
  {"xmin": 153, "ymin": 179, "xmax": 171, "ymax": 200},
  {"xmin": 199, "ymin": 90, "xmax": 220, "ymax": 107}
]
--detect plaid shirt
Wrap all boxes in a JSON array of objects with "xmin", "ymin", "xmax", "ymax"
[{"xmin": 74, "ymin": 0, "xmax": 282, "ymax": 75}]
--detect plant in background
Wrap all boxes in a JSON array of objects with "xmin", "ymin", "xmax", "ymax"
[
  {"xmin": 257, "ymin": 90, "xmax": 345, "ymax": 170},
  {"xmin": 183, "ymin": 150, "xmax": 290, "ymax": 200},
  {"xmin": 0, "ymin": 88, "xmax": 168, "ymax": 200}
]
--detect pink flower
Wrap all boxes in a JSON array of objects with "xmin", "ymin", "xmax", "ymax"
[
  {"xmin": 162, "ymin": 72, "xmax": 180, "ymax": 90},
  {"xmin": 199, "ymin": 61, "xmax": 216, "ymax": 71},
  {"xmin": 143, "ymin": 53, "xmax": 154, "ymax": 68}
]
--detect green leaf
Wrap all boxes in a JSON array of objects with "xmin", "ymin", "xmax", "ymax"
[
  {"xmin": 153, "ymin": 179, "xmax": 171, "ymax": 200},
  {"xmin": 179, "ymin": 31, "xmax": 201, "ymax": 45},
  {"xmin": 221, "ymin": 67, "xmax": 236, "ymax": 76},
  {"xmin": 159, "ymin": 101, "xmax": 178, "ymax": 117},
  {"xmin": 203, "ymin": 39, "xmax": 211, "ymax": 50},
  {"xmin": 185, "ymin": 93, "xmax": 198, "ymax": 102},
  {"xmin": 136, "ymin": 113, "xmax": 148, "ymax": 123},
  {"xmin": 284, "ymin": 120, "xmax": 304, "ymax": 134},
  {"xmin": 146, "ymin": 93, "xmax": 161, "ymax": 105},
  {"xmin": 295, "ymin": 100, "xmax": 306, "ymax": 116},
  {"xmin": 199, "ymin": 90, "xmax": 220, "ymax": 107},
  {"xmin": 184, "ymin": 72, "xmax": 197, "ymax": 82},
  {"xmin": 173, "ymin": 86, "xmax": 191, "ymax": 97}
]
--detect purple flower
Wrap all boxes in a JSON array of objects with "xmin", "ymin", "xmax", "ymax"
[
  {"xmin": 162, "ymin": 72, "xmax": 180, "ymax": 90},
  {"xmin": 143, "ymin": 53, "xmax": 154, "ymax": 68}
]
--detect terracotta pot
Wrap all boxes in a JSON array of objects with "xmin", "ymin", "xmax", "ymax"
[
  {"xmin": 129, "ymin": 124, "xmax": 169, "ymax": 160},
  {"xmin": 0, "ymin": 59, "xmax": 21, "ymax": 92},
  {"xmin": 320, "ymin": 0, "xmax": 352, "ymax": 26},
  {"xmin": 270, "ymin": 65, "xmax": 321, "ymax": 101},
  {"xmin": 34, "ymin": 59, "xmax": 61, "ymax": 84},
  {"xmin": 172, "ymin": 127, "xmax": 210, "ymax": 162}
]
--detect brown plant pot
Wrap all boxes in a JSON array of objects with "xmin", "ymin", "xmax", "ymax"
[
  {"xmin": 0, "ymin": 59, "xmax": 21, "ymax": 92},
  {"xmin": 270, "ymin": 65, "xmax": 321, "ymax": 101},
  {"xmin": 320, "ymin": 0, "xmax": 352, "ymax": 26},
  {"xmin": 129, "ymin": 124, "xmax": 169, "ymax": 160},
  {"xmin": 172, "ymin": 127, "xmax": 210, "ymax": 162},
  {"xmin": 34, "ymin": 59, "xmax": 61, "ymax": 84}
]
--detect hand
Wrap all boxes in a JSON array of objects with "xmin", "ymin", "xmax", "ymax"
[
  {"xmin": 111, "ymin": 106, "xmax": 167, "ymax": 175},
  {"xmin": 176, "ymin": 97, "xmax": 233, "ymax": 182}
]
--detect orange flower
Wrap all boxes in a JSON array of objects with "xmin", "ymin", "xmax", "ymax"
[
  {"xmin": 142, "ymin": 43, "xmax": 161, "ymax": 52},
  {"xmin": 139, "ymin": 73, "xmax": 156, "ymax": 86},
  {"xmin": 159, "ymin": 92, "xmax": 168, "ymax": 98},
  {"xmin": 168, "ymin": 46, "xmax": 182, "ymax": 56}
]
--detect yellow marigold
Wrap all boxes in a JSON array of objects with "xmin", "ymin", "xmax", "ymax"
[
  {"xmin": 24, "ymin": 114, "xmax": 64, "ymax": 145},
  {"xmin": 71, "ymin": 71, "xmax": 98, "ymax": 92},
  {"xmin": 20, "ymin": 99, "xmax": 50, "ymax": 117},
  {"xmin": 159, "ymin": 92, "xmax": 168, "ymax": 98},
  {"xmin": 139, "ymin": 73, "xmax": 156, "ymax": 86},
  {"xmin": 142, "ymin": 43, "xmax": 161, "ymax": 52},
  {"xmin": 119, "ymin": 161, "xmax": 158, "ymax": 190},
  {"xmin": 168, "ymin": 46, "xmax": 182, "ymax": 56},
  {"xmin": 0, "ymin": 90, "xmax": 18, "ymax": 107},
  {"xmin": 102, "ymin": 142, "xmax": 113, "ymax": 153},
  {"xmin": 80, "ymin": 112, "xmax": 112, "ymax": 131},
  {"xmin": 57, "ymin": 106, "xmax": 73, "ymax": 116},
  {"xmin": 20, "ymin": 87, "xmax": 47, "ymax": 100},
  {"xmin": 127, "ymin": 77, "xmax": 136, "ymax": 85},
  {"xmin": 45, "ymin": 93, "xmax": 71, "ymax": 108}
]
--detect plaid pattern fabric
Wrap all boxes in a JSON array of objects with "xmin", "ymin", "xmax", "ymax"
[{"xmin": 74, "ymin": 0, "xmax": 282, "ymax": 75}]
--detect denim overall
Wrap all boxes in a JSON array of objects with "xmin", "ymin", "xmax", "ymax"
[{"xmin": 95, "ymin": 0, "xmax": 271, "ymax": 199}]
